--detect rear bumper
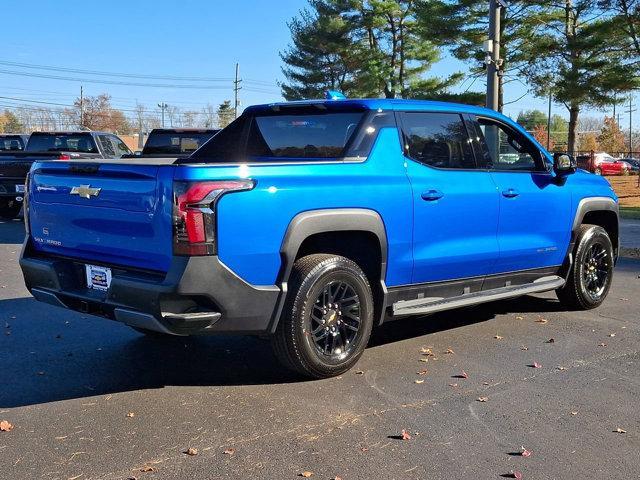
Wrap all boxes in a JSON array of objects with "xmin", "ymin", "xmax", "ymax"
[{"xmin": 19, "ymin": 240, "xmax": 282, "ymax": 335}]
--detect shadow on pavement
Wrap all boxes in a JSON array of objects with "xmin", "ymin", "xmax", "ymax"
[
  {"xmin": 0, "ymin": 292, "xmax": 570, "ymax": 408},
  {"xmin": 0, "ymin": 219, "xmax": 25, "ymax": 245}
]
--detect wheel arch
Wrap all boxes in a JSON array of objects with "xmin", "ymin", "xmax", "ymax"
[
  {"xmin": 270, "ymin": 208, "xmax": 389, "ymax": 332},
  {"xmin": 572, "ymin": 197, "xmax": 619, "ymax": 258}
]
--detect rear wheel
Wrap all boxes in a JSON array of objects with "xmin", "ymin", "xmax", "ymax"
[
  {"xmin": 0, "ymin": 199, "xmax": 21, "ymax": 219},
  {"xmin": 594, "ymin": 167, "xmax": 602, "ymax": 175},
  {"xmin": 272, "ymin": 254, "xmax": 374, "ymax": 379},
  {"xmin": 557, "ymin": 224, "xmax": 614, "ymax": 310}
]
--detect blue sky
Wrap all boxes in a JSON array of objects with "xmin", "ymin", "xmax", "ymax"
[{"xmin": 0, "ymin": 0, "xmax": 622, "ymax": 121}]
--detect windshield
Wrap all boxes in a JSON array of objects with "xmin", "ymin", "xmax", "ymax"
[
  {"xmin": 0, "ymin": 136, "xmax": 25, "ymax": 151},
  {"xmin": 26, "ymin": 133, "xmax": 98, "ymax": 153},
  {"xmin": 143, "ymin": 132, "xmax": 217, "ymax": 154},
  {"xmin": 189, "ymin": 107, "xmax": 366, "ymax": 163}
]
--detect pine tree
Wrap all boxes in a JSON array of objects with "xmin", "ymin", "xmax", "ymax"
[
  {"xmin": 520, "ymin": 1, "xmax": 638, "ymax": 154},
  {"xmin": 217, "ymin": 101, "xmax": 235, "ymax": 129}
]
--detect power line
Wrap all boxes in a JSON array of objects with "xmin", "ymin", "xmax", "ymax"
[{"xmin": 0, "ymin": 69, "xmax": 234, "ymax": 89}]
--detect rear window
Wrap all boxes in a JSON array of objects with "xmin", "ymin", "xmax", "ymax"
[
  {"xmin": 26, "ymin": 134, "xmax": 98, "ymax": 153},
  {"xmin": 143, "ymin": 132, "xmax": 216, "ymax": 154},
  {"xmin": 0, "ymin": 136, "xmax": 25, "ymax": 151},
  {"xmin": 189, "ymin": 108, "xmax": 366, "ymax": 163}
]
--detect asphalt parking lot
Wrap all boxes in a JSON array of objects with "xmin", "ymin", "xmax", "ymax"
[{"xmin": 1, "ymin": 218, "xmax": 639, "ymax": 480}]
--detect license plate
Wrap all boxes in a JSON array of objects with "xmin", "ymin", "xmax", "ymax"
[
  {"xmin": 85, "ymin": 264, "xmax": 112, "ymax": 291},
  {"xmin": 15, "ymin": 184, "xmax": 25, "ymax": 193}
]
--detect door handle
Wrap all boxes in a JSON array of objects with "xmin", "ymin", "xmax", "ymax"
[
  {"xmin": 421, "ymin": 189, "xmax": 444, "ymax": 201},
  {"xmin": 502, "ymin": 188, "xmax": 520, "ymax": 198}
]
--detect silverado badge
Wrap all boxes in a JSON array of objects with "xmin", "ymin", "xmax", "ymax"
[{"xmin": 70, "ymin": 185, "xmax": 101, "ymax": 199}]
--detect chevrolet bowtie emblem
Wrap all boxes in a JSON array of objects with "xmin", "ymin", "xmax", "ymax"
[{"xmin": 70, "ymin": 185, "xmax": 101, "ymax": 199}]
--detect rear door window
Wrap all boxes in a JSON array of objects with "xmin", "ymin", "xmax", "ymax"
[
  {"xmin": 110, "ymin": 135, "xmax": 132, "ymax": 157},
  {"xmin": 399, "ymin": 112, "xmax": 476, "ymax": 169}
]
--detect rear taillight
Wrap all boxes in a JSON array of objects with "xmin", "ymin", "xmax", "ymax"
[
  {"xmin": 57, "ymin": 154, "xmax": 71, "ymax": 161},
  {"xmin": 172, "ymin": 180, "xmax": 254, "ymax": 256},
  {"xmin": 23, "ymin": 172, "xmax": 30, "ymax": 235}
]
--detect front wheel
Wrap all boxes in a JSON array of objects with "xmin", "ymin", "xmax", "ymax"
[
  {"xmin": 272, "ymin": 254, "xmax": 374, "ymax": 379},
  {"xmin": 557, "ymin": 224, "xmax": 614, "ymax": 310},
  {"xmin": 594, "ymin": 167, "xmax": 602, "ymax": 175}
]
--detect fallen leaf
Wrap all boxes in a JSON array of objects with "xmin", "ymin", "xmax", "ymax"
[
  {"xmin": 494, "ymin": 335, "xmax": 504, "ymax": 340},
  {"xmin": 414, "ymin": 379, "xmax": 425, "ymax": 384},
  {"xmin": 419, "ymin": 358, "xmax": 429, "ymax": 363},
  {"xmin": 619, "ymin": 297, "xmax": 629, "ymax": 301},
  {"xmin": 570, "ymin": 411, "xmax": 578, "ymax": 416},
  {"xmin": 126, "ymin": 412, "xmax": 135, "ymax": 418},
  {"xmin": 139, "ymin": 466, "xmax": 154, "ymax": 472},
  {"xmin": 515, "ymin": 315, "xmax": 524, "ymax": 320},
  {"xmin": 223, "ymin": 448, "xmax": 235, "ymax": 455},
  {"xmin": 536, "ymin": 317, "xmax": 548, "ymax": 324},
  {"xmin": 521, "ymin": 346, "xmax": 529, "ymax": 351},
  {"xmin": 520, "ymin": 446, "xmax": 532, "ymax": 457},
  {"xmin": 36, "ymin": 371, "xmax": 45, "ymax": 376},
  {"xmin": 331, "ymin": 477, "xmax": 343, "ymax": 480},
  {"xmin": 445, "ymin": 348, "xmax": 455, "ymax": 354},
  {"xmin": 459, "ymin": 370, "xmax": 469, "ymax": 379},
  {"xmin": 420, "ymin": 347, "xmax": 435, "ymax": 357},
  {"xmin": 598, "ymin": 342, "xmax": 607, "ymax": 347},
  {"xmin": 299, "ymin": 471, "xmax": 313, "ymax": 477},
  {"xmin": 401, "ymin": 429, "xmax": 411, "ymax": 440},
  {"xmin": 355, "ymin": 370, "xmax": 364, "ymax": 375},
  {"xmin": 529, "ymin": 362, "xmax": 543, "ymax": 369},
  {"xmin": 416, "ymin": 369, "xmax": 428, "ymax": 376},
  {"xmin": 615, "ymin": 428, "xmax": 627, "ymax": 434},
  {"xmin": 545, "ymin": 338, "xmax": 555, "ymax": 343},
  {"xmin": 449, "ymin": 383, "xmax": 458, "ymax": 388},
  {"xmin": 477, "ymin": 397, "xmax": 488, "ymax": 402},
  {"xmin": 185, "ymin": 448, "xmax": 198, "ymax": 456},
  {"xmin": 556, "ymin": 366, "xmax": 567, "ymax": 371},
  {"xmin": 0, "ymin": 420, "xmax": 13, "ymax": 432},
  {"xmin": 608, "ymin": 333, "xmax": 616, "ymax": 337}
]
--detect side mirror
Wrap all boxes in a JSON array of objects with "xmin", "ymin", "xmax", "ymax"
[{"xmin": 554, "ymin": 153, "xmax": 576, "ymax": 175}]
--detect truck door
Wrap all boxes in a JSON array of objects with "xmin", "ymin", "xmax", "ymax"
[
  {"xmin": 399, "ymin": 111, "xmax": 500, "ymax": 284},
  {"xmin": 470, "ymin": 115, "xmax": 572, "ymax": 274}
]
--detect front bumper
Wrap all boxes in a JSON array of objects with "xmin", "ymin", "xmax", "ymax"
[{"xmin": 19, "ymin": 240, "xmax": 281, "ymax": 335}]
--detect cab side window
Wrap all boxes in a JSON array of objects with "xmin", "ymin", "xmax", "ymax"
[
  {"xmin": 399, "ymin": 112, "xmax": 476, "ymax": 169},
  {"xmin": 110, "ymin": 136, "xmax": 132, "ymax": 157},
  {"xmin": 98, "ymin": 135, "xmax": 116, "ymax": 157},
  {"xmin": 475, "ymin": 117, "xmax": 544, "ymax": 171}
]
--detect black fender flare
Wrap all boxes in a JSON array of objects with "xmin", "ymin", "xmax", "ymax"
[{"xmin": 269, "ymin": 208, "xmax": 389, "ymax": 332}]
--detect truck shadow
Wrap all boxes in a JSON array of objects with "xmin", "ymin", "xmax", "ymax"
[
  {"xmin": 0, "ymin": 218, "xmax": 25, "ymax": 245},
  {"xmin": 0, "ymin": 294, "xmax": 568, "ymax": 408}
]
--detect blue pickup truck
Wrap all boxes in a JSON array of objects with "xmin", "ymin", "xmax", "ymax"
[{"xmin": 19, "ymin": 98, "xmax": 619, "ymax": 378}]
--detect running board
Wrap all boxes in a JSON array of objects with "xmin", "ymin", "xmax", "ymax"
[{"xmin": 392, "ymin": 275, "xmax": 565, "ymax": 317}]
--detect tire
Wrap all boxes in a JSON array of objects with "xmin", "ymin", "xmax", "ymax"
[
  {"xmin": 556, "ymin": 224, "xmax": 614, "ymax": 310},
  {"xmin": 622, "ymin": 168, "xmax": 630, "ymax": 176},
  {"xmin": 594, "ymin": 167, "xmax": 602, "ymax": 175},
  {"xmin": 272, "ymin": 254, "xmax": 374, "ymax": 379},
  {"xmin": 0, "ymin": 199, "xmax": 21, "ymax": 219}
]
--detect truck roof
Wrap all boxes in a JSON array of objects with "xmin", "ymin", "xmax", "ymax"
[{"xmin": 246, "ymin": 98, "xmax": 501, "ymax": 117}]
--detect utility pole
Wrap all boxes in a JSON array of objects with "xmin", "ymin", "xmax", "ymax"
[
  {"xmin": 485, "ymin": 0, "xmax": 506, "ymax": 112},
  {"xmin": 625, "ymin": 96, "xmax": 636, "ymax": 157},
  {"xmin": 158, "ymin": 102, "xmax": 168, "ymax": 128},
  {"xmin": 79, "ymin": 85, "xmax": 84, "ymax": 129},
  {"xmin": 233, "ymin": 62, "xmax": 242, "ymax": 119}
]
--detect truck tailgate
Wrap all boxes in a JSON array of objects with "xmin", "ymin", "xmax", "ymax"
[{"xmin": 28, "ymin": 161, "xmax": 174, "ymax": 272}]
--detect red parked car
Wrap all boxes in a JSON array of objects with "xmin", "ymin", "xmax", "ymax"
[{"xmin": 576, "ymin": 153, "xmax": 631, "ymax": 176}]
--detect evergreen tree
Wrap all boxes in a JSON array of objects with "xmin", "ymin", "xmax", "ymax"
[
  {"xmin": 281, "ymin": 0, "xmax": 463, "ymax": 100},
  {"xmin": 519, "ymin": 1, "xmax": 638, "ymax": 153},
  {"xmin": 597, "ymin": 116, "xmax": 626, "ymax": 153},
  {"xmin": 217, "ymin": 101, "xmax": 235, "ymax": 129},
  {"xmin": 2, "ymin": 110, "xmax": 24, "ymax": 133}
]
